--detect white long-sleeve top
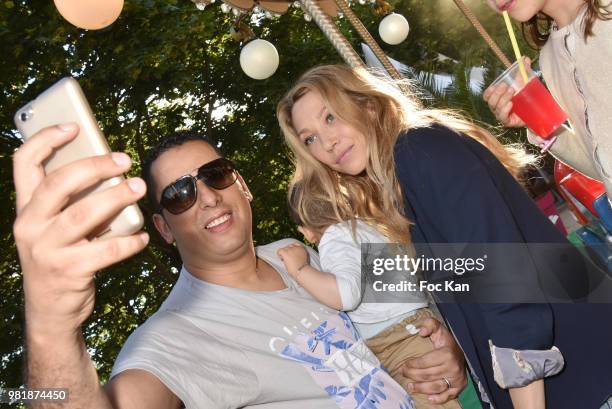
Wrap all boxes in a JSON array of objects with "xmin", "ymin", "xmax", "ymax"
[{"xmin": 318, "ymin": 219, "xmax": 428, "ymax": 338}]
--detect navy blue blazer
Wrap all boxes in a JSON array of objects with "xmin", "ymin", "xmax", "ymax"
[{"xmin": 394, "ymin": 124, "xmax": 612, "ymax": 409}]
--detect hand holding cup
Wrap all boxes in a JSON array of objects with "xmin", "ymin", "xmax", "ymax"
[{"xmin": 483, "ymin": 58, "xmax": 532, "ymax": 128}]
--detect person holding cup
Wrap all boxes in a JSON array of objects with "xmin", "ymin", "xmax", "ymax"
[{"xmin": 483, "ymin": 0, "xmax": 612, "ymax": 201}]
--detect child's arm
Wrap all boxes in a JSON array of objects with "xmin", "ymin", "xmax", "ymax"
[
  {"xmin": 290, "ymin": 265, "xmax": 344, "ymax": 311},
  {"xmin": 277, "ymin": 243, "xmax": 343, "ymax": 310},
  {"xmin": 509, "ymin": 380, "xmax": 545, "ymax": 409}
]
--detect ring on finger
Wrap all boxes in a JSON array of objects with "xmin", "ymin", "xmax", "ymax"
[{"xmin": 442, "ymin": 377, "xmax": 452, "ymax": 390}]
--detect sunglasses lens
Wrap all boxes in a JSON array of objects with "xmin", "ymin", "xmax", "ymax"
[
  {"xmin": 160, "ymin": 176, "xmax": 197, "ymax": 214},
  {"xmin": 199, "ymin": 159, "xmax": 237, "ymax": 189},
  {"xmin": 160, "ymin": 159, "xmax": 237, "ymax": 215}
]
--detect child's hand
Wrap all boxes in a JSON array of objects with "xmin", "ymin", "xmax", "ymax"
[{"xmin": 277, "ymin": 243, "xmax": 309, "ymax": 277}]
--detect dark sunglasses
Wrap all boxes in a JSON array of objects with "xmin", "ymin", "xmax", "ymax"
[{"xmin": 159, "ymin": 158, "xmax": 238, "ymax": 215}]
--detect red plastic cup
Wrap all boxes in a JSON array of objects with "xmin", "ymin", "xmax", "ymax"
[{"xmin": 491, "ymin": 60, "xmax": 568, "ymax": 139}]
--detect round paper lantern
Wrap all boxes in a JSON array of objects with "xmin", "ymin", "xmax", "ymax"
[
  {"xmin": 378, "ymin": 13, "xmax": 409, "ymax": 45},
  {"xmin": 239, "ymin": 39, "xmax": 279, "ymax": 80},
  {"xmin": 54, "ymin": 0, "xmax": 124, "ymax": 30}
]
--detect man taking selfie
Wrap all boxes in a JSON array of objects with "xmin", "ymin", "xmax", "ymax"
[{"xmin": 13, "ymin": 124, "xmax": 466, "ymax": 408}]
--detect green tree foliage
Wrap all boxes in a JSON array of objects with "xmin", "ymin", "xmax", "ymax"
[{"xmin": 0, "ymin": 0, "xmax": 534, "ymax": 388}]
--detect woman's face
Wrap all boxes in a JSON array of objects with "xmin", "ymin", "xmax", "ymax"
[
  {"xmin": 290, "ymin": 89, "xmax": 369, "ymax": 176},
  {"xmin": 485, "ymin": 0, "xmax": 546, "ymax": 22}
]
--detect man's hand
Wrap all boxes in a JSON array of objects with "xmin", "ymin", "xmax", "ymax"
[
  {"xmin": 401, "ymin": 318, "xmax": 467, "ymax": 405},
  {"xmin": 277, "ymin": 243, "xmax": 309, "ymax": 278},
  {"xmin": 13, "ymin": 123, "xmax": 149, "ymax": 338}
]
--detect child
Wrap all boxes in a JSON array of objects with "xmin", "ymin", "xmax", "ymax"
[
  {"xmin": 483, "ymin": 0, "xmax": 612, "ymax": 200},
  {"xmin": 277, "ymin": 183, "xmax": 462, "ymax": 409}
]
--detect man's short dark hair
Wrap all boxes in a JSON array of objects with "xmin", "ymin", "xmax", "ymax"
[{"xmin": 141, "ymin": 131, "xmax": 222, "ymax": 212}]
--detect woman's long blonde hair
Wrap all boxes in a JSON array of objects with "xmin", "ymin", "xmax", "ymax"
[{"xmin": 277, "ymin": 64, "xmax": 534, "ymax": 245}]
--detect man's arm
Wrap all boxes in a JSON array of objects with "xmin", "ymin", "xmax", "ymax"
[
  {"xmin": 106, "ymin": 370, "xmax": 181, "ymax": 409},
  {"xmin": 401, "ymin": 318, "xmax": 467, "ymax": 404},
  {"xmin": 27, "ymin": 331, "xmax": 181, "ymax": 409},
  {"xmin": 13, "ymin": 124, "xmax": 172, "ymax": 409}
]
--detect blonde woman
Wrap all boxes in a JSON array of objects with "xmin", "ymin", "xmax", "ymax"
[{"xmin": 277, "ymin": 64, "xmax": 612, "ymax": 409}]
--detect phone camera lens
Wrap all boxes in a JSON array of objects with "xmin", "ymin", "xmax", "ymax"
[{"xmin": 20, "ymin": 109, "xmax": 32, "ymax": 122}]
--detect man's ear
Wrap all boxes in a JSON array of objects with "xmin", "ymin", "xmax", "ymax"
[
  {"xmin": 152, "ymin": 212, "xmax": 175, "ymax": 244},
  {"xmin": 236, "ymin": 172, "xmax": 253, "ymax": 202}
]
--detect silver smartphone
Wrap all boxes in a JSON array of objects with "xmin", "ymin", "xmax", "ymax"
[{"xmin": 14, "ymin": 77, "xmax": 144, "ymax": 239}]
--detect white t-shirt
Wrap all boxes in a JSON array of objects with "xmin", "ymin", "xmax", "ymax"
[
  {"xmin": 110, "ymin": 239, "xmax": 415, "ymax": 409},
  {"xmin": 318, "ymin": 220, "xmax": 428, "ymax": 337}
]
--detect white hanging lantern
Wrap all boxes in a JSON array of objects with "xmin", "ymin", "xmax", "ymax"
[
  {"xmin": 239, "ymin": 39, "xmax": 279, "ymax": 80},
  {"xmin": 53, "ymin": 0, "xmax": 124, "ymax": 30},
  {"xmin": 378, "ymin": 13, "xmax": 409, "ymax": 45}
]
